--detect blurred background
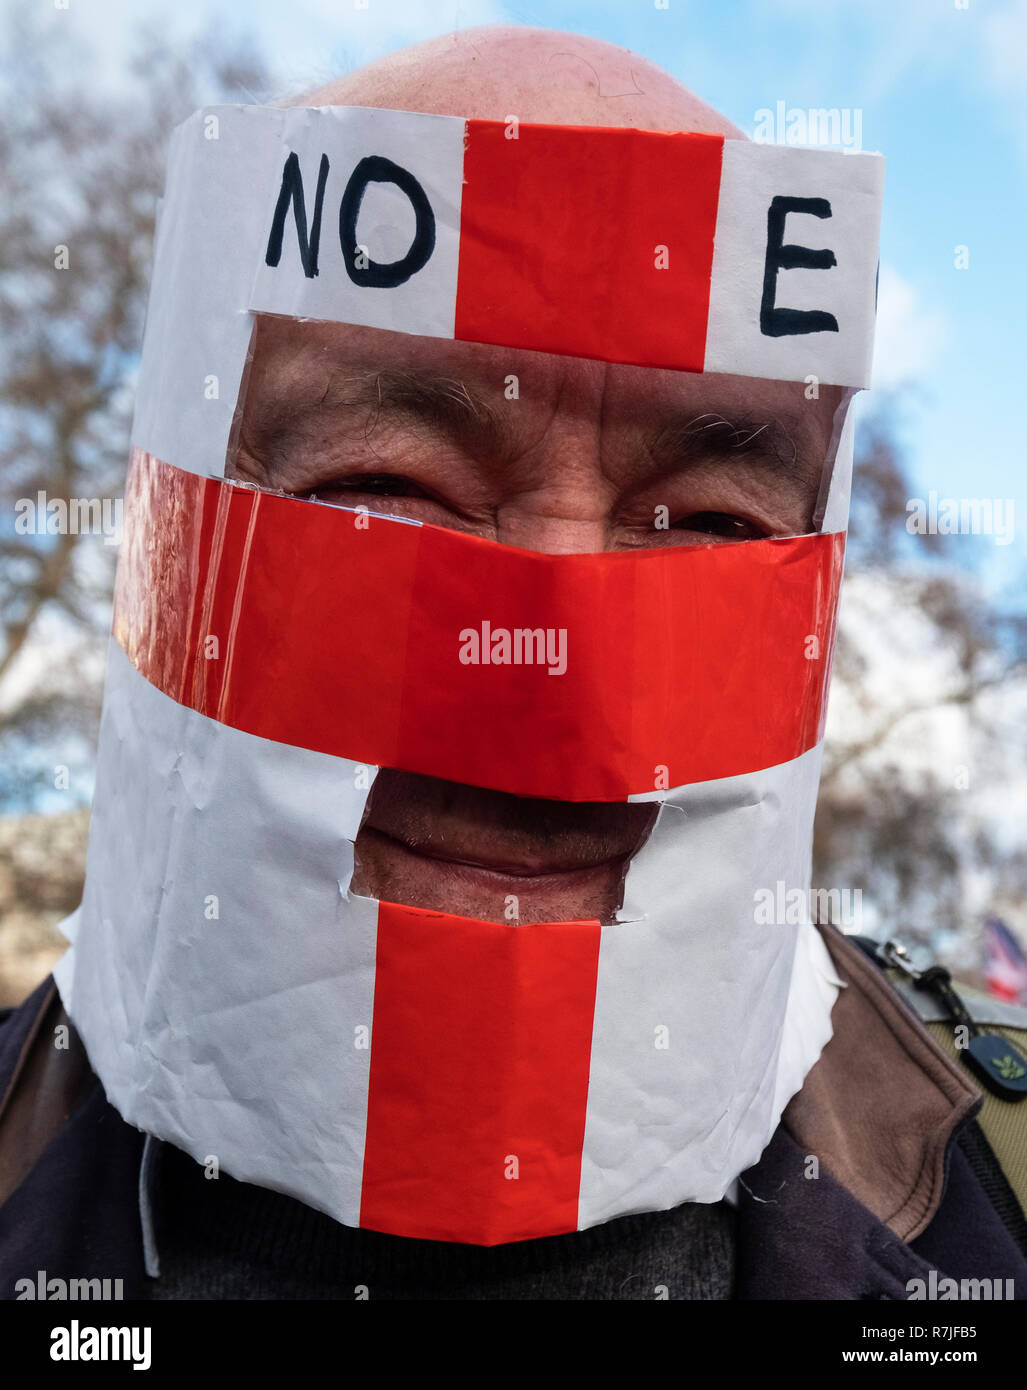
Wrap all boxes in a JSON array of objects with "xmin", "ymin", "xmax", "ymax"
[{"xmin": 2, "ymin": 0, "xmax": 1026, "ymax": 1006}]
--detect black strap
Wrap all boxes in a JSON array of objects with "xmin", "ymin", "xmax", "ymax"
[
  {"xmin": 916, "ymin": 965, "xmax": 979, "ymax": 1036},
  {"xmin": 957, "ymin": 1121, "xmax": 1027, "ymax": 1260},
  {"xmin": 853, "ymin": 936, "xmax": 1027, "ymax": 1100}
]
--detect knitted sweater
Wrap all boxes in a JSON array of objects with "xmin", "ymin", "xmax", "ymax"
[{"xmin": 146, "ymin": 1137, "xmax": 736, "ymax": 1300}]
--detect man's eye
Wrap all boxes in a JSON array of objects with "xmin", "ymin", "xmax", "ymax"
[
  {"xmin": 304, "ymin": 473, "xmax": 432, "ymax": 500},
  {"xmin": 675, "ymin": 512, "xmax": 767, "ymax": 540}
]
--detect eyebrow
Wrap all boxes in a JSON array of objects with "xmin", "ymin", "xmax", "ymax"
[
  {"xmin": 242, "ymin": 367, "xmax": 500, "ymax": 476},
  {"xmin": 328, "ymin": 368, "xmax": 497, "ymax": 428},
  {"xmin": 644, "ymin": 411, "xmax": 822, "ymax": 493},
  {"xmin": 242, "ymin": 364, "xmax": 820, "ymax": 494}
]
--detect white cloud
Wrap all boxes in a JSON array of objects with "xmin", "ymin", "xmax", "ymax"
[
  {"xmin": 982, "ymin": 0, "xmax": 1027, "ymax": 153},
  {"xmin": 265, "ymin": 0, "xmax": 512, "ymax": 93},
  {"xmin": 27, "ymin": 0, "xmax": 513, "ymax": 104},
  {"xmin": 870, "ymin": 265, "xmax": 947, "ymax": 390},
  {"xmin": 825, "ymin": 570, "xmax": 1027, "ymax": 899},
  {"xmin": 983, "ymin": 0, "xmax": 1027, "ymax": 91}
]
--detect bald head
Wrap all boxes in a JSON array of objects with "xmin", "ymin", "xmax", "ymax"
[{"xmin": 296, "ymin": 24, "xmax": 743, "ymax": 138}]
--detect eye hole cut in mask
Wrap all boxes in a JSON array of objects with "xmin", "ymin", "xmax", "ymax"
[{"xmin": 58, "ymin": 105, "xmax": 882, "ymax": 1247}]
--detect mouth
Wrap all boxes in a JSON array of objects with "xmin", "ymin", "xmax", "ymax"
[
  {"xmin": 350, "ymin": 769, "xmax": 657, "ymax": 924},
  {"xmin": 358, "ymin": 824, "xmax": 634, "ymax": 885}
]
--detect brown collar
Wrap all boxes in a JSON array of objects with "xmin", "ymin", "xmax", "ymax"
[{"xmin": 785, "ymin": 925, "xmax": 982, "ymax": 1241}]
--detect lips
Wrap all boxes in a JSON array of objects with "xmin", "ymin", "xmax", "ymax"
[
  {"xmin": 363, "ymin": 825, "xmax": 630, "ymax": 878},
  {"xmin": 350, "ymin": 768, "xmax": 657, "ymax": 924}
]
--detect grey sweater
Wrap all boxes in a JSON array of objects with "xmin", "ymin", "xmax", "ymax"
[{"xmin": 147, "ymin": 1139, "xmax": 736, "ymax": 1301}]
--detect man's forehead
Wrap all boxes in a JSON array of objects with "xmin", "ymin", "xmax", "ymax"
[{"xmin": 244, "ymin": 313, "xmax": 841, "ymax": 437}]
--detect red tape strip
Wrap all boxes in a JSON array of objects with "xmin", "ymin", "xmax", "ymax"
[
  {"xmin": 359, "ymin": 900, "xmax": 601, "ymax": 1245},
  {"xmin": 455, "ymin": 123, "xmax": 724, "ymax": 371},
  {"xmin": 114, "ymin": 451, "xmax": 843, "ymax": 800}
]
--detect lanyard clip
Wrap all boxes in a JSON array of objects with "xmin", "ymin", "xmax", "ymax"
[
  {"xmin": 876, "ymin": 937, "xmax": 1027, "ymax": 1102},
  {"xmin": 879, "ymin": 938, "xmax": 923, "ymax": 982}
]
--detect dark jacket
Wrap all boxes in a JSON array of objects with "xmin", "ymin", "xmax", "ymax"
[{"xmin": 1, "ymin": 926, "xmax": 1025, "ymax": 1300}]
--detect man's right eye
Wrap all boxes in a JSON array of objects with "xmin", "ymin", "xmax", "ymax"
[
  {"xmin": 294, "ymin": 472, "xmax": 434, "ymax": 501},
  {"xmin": 280, "ymin": 470, "xmax": 490, "ymax": 533}
]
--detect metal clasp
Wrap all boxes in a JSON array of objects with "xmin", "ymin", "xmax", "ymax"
[{"xmin": 879, "ymin": 939, "xmax": 923, "ymax": 982}]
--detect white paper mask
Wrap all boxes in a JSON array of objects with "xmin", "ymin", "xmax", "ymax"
[{"xmin": 55, "ymin": 106, "xmax": 883, "ymax": 1245}]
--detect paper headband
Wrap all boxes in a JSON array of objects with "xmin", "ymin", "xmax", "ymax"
[
  {"xmin": 181, "ymin": 104, "xmax": 882, "ymax": 387},
  {"xmin": 134, "ymin": 107, "xmax": 882, "ymax": 480}
]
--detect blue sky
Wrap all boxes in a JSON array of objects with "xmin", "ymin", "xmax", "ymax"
[{"xmin": 26, "ymin": 0, "xmax": 1027, "ymax": 581}]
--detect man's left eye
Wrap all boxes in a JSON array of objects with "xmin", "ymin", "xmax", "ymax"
[{"xmin": 675, "ymin": 512, "xmax": 767, "ymax": 540}]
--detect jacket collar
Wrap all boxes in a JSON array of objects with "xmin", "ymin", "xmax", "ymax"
[
  {"xmin": 735, "ymin": 1123, "xmax": 943, "ymax": 1299},
  {"xmin": 787, "ymin": 924, "xmax": 981, "ymax": 1241},
  {"xmin": 734, "ymin": 924, "xmax": 985, "ymax": 1299}
]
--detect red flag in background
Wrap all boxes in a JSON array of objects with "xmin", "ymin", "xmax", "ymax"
[{"xmin": 983, "ymin": 917, "xmax": 1027, "ymax": 1005}]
